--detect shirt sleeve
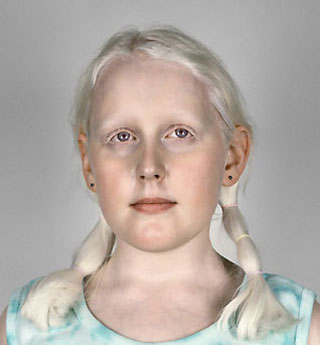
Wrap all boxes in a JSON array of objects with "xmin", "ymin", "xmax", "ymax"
[{"xmin": 295, "ymin": 287, "xmax": 317, "ymax": 345}]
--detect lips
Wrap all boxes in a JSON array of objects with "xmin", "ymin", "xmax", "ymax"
[
  {"xmin": 130, "ymin": 197, "xmax": 177, "ymax": 214},
  {"xmin": 130, "ymin": 197, "xmax": 176, "ymax": 205}
]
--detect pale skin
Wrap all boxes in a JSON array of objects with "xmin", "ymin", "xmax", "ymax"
[
  {"xmin": 78, "ymin": 57, "xmax": 247, "ymax": 342},
  {"xmin": 1, "ymin": 57, "xmax": 319, "ymax": 344}
]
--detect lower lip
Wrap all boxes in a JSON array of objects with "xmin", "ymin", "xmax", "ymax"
[{"xmin": 130, "ymin": 203, "xmax": 176, "ymax": 214}]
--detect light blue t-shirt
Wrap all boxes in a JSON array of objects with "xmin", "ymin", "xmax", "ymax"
[{"xmin": 6, "ymin": 273, "xmax": 316, "ymax": 345}]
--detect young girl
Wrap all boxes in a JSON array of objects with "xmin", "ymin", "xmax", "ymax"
[{"xmin": 1, "ymin": 25, "xmax": 319, "ymax": 345}]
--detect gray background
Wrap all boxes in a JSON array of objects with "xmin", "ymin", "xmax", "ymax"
[{"xmin": 1, "ymin": 0, "xmax": 319, "ymax": 312}]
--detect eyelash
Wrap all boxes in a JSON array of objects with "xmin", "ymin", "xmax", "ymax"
[{"xmin": 106, "ymin": 125, "xmax": 195, "ymax": 143}]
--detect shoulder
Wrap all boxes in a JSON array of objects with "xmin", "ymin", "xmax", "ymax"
[
  {"xmin": 4, "ymin": 277, "xmax": 43, "ymax": 344},
  {"xmin": 308, "ymin": 300, "xmax": 320, "ymax": 345},
  {"xmin": 263, "ymin": 273, "xmax": 316, "ymax": 313},
  {"xmin": 0, "ymin": 307, "xmax": 8, "ymax": 345},
  {"xmin": 264, "ymin": 273, "xmax": 318, "ymax": 343},
  {"xmin": 263, "ymin": 272, "xmax": 306, "ymax": 293},
  {"xmin": 0, "ymin": 278, "xmax": 42, "ymax": 345},
  {"xmin": 7, "ymin": 277, "xmax": 42, "ymax": 314}
]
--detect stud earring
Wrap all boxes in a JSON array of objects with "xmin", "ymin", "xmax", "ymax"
[
  {"xmin": 228, "ymin": 176, "xmax": 233, "ymax": 180},
  {"xmin": 90, "ymin": 183, "xmax": 95, "ymax": 188}
]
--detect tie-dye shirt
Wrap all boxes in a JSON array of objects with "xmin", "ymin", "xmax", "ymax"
[{"xmin": 6, "ymin": 273, "xmax": 316, "ymax": 345}]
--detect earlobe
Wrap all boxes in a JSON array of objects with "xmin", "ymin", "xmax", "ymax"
[
  {"xmin": 77, "ymin": 132, "xmax": 96, "ymax": 192},
  {"xmin": 223, "ymin": 125, "xmax": 251, "ymax": 186}
]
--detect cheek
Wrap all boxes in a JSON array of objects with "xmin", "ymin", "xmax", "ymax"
[
  {"xmin": 174, "ymin": 148, "xmax": 224, "ymax": 207},
  {"xmin": 93, "ymin": 158, "xmax": 132, "ymax": 211}
]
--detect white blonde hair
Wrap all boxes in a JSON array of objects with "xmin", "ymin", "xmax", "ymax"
[{"xmin": 21, "ymin": 24, "xmax": 297, "ymax": 341}]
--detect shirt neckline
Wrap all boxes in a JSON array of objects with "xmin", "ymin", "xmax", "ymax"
[{"xmin": 73, "ymin": 273, "xmax": 249, "ymax": 344}]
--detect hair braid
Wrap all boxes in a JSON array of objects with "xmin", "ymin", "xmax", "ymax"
[
  {"xmin": 21, "ymin": 211, "xmax": 115, "ymax": 330},
  {"xmin": 216, "ymin": 181, "xmax": 297, "ymax": 340}
]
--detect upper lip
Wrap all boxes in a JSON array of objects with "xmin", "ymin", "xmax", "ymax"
[{"xmin": 130, "ymin": 197, "xmax": 177, "ymax": 205}]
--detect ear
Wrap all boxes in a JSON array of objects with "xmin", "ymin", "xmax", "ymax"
[
  {"xmin": 78, "ymin": 132, "xmax": 96, "ymax": 192},
  {"xmin": 223, "ymin": 125, "xmax": 251, "ymax": 186}
]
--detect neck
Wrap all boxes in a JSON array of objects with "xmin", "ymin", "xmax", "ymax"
[{"xmin": 87, "ymin": 230, "xmax": 242, "ymax": 297}]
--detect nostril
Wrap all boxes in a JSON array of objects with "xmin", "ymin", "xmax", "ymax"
[{"xmin": 139, "ymin": 174, "xmax": 161, "ymax": 180}]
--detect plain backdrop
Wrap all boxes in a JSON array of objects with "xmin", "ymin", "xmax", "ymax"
[{"xmin": 1, "ymin": 0, "xmax": 319, "ymax": 312}]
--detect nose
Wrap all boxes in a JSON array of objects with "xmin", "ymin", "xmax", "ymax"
[{"xmin": 136, "ymin": 144, "xmax": 166, "ymax": 183}]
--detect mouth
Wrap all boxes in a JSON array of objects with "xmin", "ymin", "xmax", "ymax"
[
  {"xmin": 130, "ymin": 197, "xmax": 177, "ymax": 214},
  {"xmin": 130, "ymin": 197, "xmax": 177, "ymax": 205},
  {"xmin": 130, "ymin": 202, "xmax": 177, "ymax": 214}
]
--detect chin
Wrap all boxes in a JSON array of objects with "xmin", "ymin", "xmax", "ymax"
[{"xmin": 129, "ymin": 230, "xmax": 183, "ymax": 253}]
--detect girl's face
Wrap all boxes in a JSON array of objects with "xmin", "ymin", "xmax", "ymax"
[{"xmin": 79, "ymin": 57, "xmax": 229, "ymax": 253}]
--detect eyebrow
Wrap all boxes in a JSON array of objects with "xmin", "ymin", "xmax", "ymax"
[{"xmin": 96, "ymin": 110, "xmax": 206, "ymax": 130}]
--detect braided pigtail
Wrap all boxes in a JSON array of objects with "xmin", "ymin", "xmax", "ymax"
[
  {"xmin": 21, "ymin": 210, "xmax": 115, "ymax": 330},
  {"xmin": 216, "ymin": 180, "xmax": 297, "ymax": 340}
]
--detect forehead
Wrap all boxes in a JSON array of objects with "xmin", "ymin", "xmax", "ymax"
[{"xmin": 90, "ymin": 57, "xmax": 215, "ymax": 127}]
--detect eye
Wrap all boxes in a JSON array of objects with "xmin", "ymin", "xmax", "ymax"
[
  {"xmin": 167, "ymin": 126, "xmax": 194, "ymax": 140},
  {"xmin": 107, "ymin": 125, "xmax": 194, "ymax": 143},
  {"xmin": 109, "ymin": 130, "xmax": 135, "ymax": 143}
]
